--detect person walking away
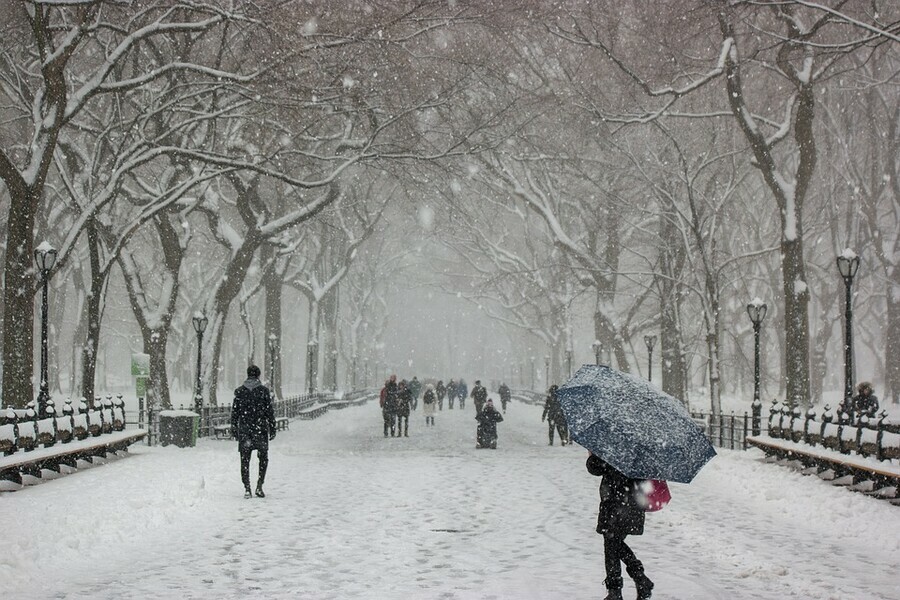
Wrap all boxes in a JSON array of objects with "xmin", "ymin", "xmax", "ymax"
[
  {"xmin": 458, "ymin": 379, "xmax": 468, "ymax": 410},
  {"xmin": 471, "ymin": 380, "xmax": 488, "ymax": 414},
  {"xmin": 382, "ymin": 375, "xmax": 399, "ymax": 437},
  {"xmin": 231, "ymin": 365, "xmax": 276, "ymax": 498},
  {"xmin": 396, "ymin": 380, "xmax": 413, "ymax": 437},
  {"xmin": 586, "ymin": 453, "xmax": 654, "ymax": 600},
  {"xmin": 409, "ymin": 376, "xmax": 422, "ymax": 411},
  {"xmin": 542, "ymin": 385, "xmax": 569, "ymax": 446},
  {"xmin": 436, "ymin": 380, "xmax": 446, "ymax": 411},
  {"xmin": 422, "ymin": 384, "xmax": 437, "ymax": 426},
  {"xmin": 475, "ymin": 399, "xmax": 504, "ymax": 449},
  {"xmin": 446, "ymin": 379, "xmax": 458, "ymax": 409},
  {"xmin": 498, "ymin": 382, "xmax": 511, "ymax": 413}
]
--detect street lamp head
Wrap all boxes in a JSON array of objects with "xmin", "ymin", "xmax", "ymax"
[
  {"xmin": 34, "ymin": 241, "xmax": 58, "ymax": 273},
  {"xmin": 836, "ymin": 249, "xmax": 860, "ymax": 282},
  {"xmin": 192, "ymin": 312, "xmax": 208, "ymax": 334},
  {"xmin": 747, "ymin": 298, "xmax": 767, "ymax": 326},
  {"xmin": 643, "ymin": 335, "xmax": 657, "ymax": 351}
]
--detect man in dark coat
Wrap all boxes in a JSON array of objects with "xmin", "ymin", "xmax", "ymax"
[
  {"xmin": 475, "ymin": 399, "xmax": 503, "ymax": 449},
  {"xmin": 435, "ymin": 380, "xmax": 446, "ymax": 411},
  {"xmin": 458, "ymin": 379, "xmax": 468, "ymax": 409},
  {"xmin": 471, "ymin": 380, "xmax": 488, "ymax": 414},
  {"xmin": 396, "ymin": 380, "xmax": 412, "ymax": 437},
  {"xmin": 498, "ymin": 382, "xmax": 511, "ymax": 413},
  {"xmin": 542, "ymin": 385, "xmax": 569, "ymax": 446},
  {"xmin": 409, "ymin": 376, "xmax": 422, "ymax": 411},
  {"xmin": 586, "ymin": 454, "xmax": 653, "ymax": 600},
  {"xmin": 446, "ymin": 379, "xmax": 458, "ymax": 409},
  {"xmin": 382, "ymin": 375, "xmax": 399, "ymax": 437},
  {"xmin": 851, "ymin": 381, "xmax": 879, "ymax": 422},
  {"xmin": 231, "ymin": 365, "xmax": 276, "ymax": 498}
]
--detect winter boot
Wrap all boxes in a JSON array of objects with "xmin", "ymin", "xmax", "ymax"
[
  {"xmin": 244, "ymin": 488, "xmax": 252, "ymax": 499},
  {"xmin": 627, "ymin": 564, "xmax": 654, "ymax": 599},
  {"xmin": 255, "ymin": 484, "xmax": 265, "ymax": 498},
  {"xmin": 603, "ymin": 577, "xmax": 624, "ymax": 600}
]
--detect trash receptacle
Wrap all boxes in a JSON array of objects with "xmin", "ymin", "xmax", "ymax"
[{"xmin": 159, "ymin": 410, "xmax": 199, "ymax": 447}]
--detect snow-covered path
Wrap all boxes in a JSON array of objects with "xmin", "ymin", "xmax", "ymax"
[{"xmin": 2, "ymin": 395, "xmax": 898, "ymax": 599}]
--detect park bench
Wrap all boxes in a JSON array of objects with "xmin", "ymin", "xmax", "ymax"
[
  {"xmin": 747, "ymin": 400, "xmax": 900, "ymax": 504},
  {"xmin": 0, "ymin": 397, "xmax": 146, "ymax": 488},
  {"xmin": 297, "ymin": 403, "xmax": 328, "ymax": 420}
]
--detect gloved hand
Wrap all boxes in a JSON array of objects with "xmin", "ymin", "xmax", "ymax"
[{"xmin": 269, "ymin": 431, "xmax": 276, "ymax": 441}]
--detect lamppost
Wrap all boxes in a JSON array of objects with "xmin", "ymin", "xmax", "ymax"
[
  {"xmin": 837, "ymin": 249, "xmax": 860, "ymax": 411},
  {"xmin": 34, "ymin": 242, "xmax": 58, "ymax": 418},
  {"xmin": 643, "ymin": 335, "xmax": 657, "ymax": 382},
  {"xmin": 530, "ymin": 356, "xmax": 536, "ymax": 390},
  {"xmin": 191, "ymin": 312, "xmax": 208, "ymax": 415},
  {"xmin": 592, "ymin": 340, "xmax": 602, "ymax": 366},
  {"xmin": 544, "ymin": 355, "xmax": 551, "ymax": 387},
  {"xmin": 267, "ymin": 334, "xmax": 278, "ymax": 390},
  {"xmin": 747, "ymin": 298, "xmax": 767, "ymax": 435}
]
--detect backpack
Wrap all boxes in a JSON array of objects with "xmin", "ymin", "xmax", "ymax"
[{"xmin": 636, "ymin": 479, "xmax": 671, "ymax": 512}]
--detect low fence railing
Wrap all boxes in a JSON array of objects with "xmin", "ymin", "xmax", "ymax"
[{"xmin": 137, "ymin": 389, "xmax": 377, "ymax": 444}]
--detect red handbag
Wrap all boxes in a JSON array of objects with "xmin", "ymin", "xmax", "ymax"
[{"xmin": 637, "ymin": 479, "xmax": 671, "ymax": 512}]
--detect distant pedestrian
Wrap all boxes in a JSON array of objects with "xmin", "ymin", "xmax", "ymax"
[
  {"xmin": 409, "ymin": 376, "xmax": 422, "ymax": 411},
  {"xmin": 397, "ymin": 381, "xmax": 412, "ymax": 437},
  {"xmin": 458, "ymin": 379, "xmax": 468, "ymax": 410},
  {"xmin": 422, "ymin": 384, "xmax": 437, "ymax": 426},
  {"xmin": 847, "ymin": 381, "xmax": 879, "ymax": 423},
  {"xmin": 447, "ymin": 379, "xmax": 458, "ymax": 409},
  {"xmin": 498, "ymin": 382, "xmax": 511, "ymax": 413},
  {"xmin": 231, "ymin": 365, "xmax": 276, "ymax": 499},
  {"xmin": 475, "ymin": 399, "xmax": 504, "ymax": 449},
  {"xmin": 436, "ymin": 380, "xmax": 446, "ymax": 410},
  {"xmin": 471, "ymin": 380, "xmax": 488, "ymax": 414},
  {"xmin": 542, "ymin": 385, "xmax": 569, "ymax": 446},
  {"xmin": 586, "ymin": 453, "xmax": 653, "ymax": 600},
  {"xmin": 382, "ymin": 375, "xmax": 399, "ymax": 437}
]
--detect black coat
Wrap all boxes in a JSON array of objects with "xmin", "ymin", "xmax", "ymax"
[
  {"xmin": 231, "ymin": 379, "xmax": 276, "ymax": 450},
  {"xmin": 852, "ymin": 392, "xmax": 879, "ymax": 419},
  {"xmin": 397, "ymin": 389, "xmax": 412, "ymax": 417},
  {"xmin": 476, "ymin": 405, "xmax": 504, "ymax": 438},
  {"xmin": 543, "ymin": 392, "xmax": 565, "ymax": 423},
  {"xmin": 586, "ymin": 455, "xmax": 645, "ymax": 537},
  {"xmin": 383, "ymin": 381, "xmax": 399, "ymax": 414}
]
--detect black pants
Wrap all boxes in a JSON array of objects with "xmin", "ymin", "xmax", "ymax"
[
  {"xmin": 397, "ymin": 415, "xmax": 409, "ymax": 436},
  {"xmin": 603, "ymin": 533, "xmax": 643, "ymax": 586},
  {"xmin": 548, "ymin": 420, "xmax": 569, "ymax": 445},
  {"xmin": 425, "ymin": 416, "xmax": 434, "ymax": 426},
  {"xmin": 240, "ymin": 446, "xmax": 268, "ymax": 490},
  {"xmin": 383, "ymin": 412, "xmax": 395, "ymax": 437}
]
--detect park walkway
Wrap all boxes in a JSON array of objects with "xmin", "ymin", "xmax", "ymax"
[{"xmin": 2, "ymin": 395, "xmax": 898, "ymax": 599}]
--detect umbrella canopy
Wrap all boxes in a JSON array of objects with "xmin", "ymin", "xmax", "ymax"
[{"xmin": 558, "ymin": 364, "xmax": 716, "ymax": 484}]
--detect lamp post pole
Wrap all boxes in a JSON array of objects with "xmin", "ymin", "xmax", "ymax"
[
  {"xmin": 544, "ymin": 355, "xmax": 551, "ymax": 388},
  {"xmin": 192, "ymin": 312, "xmax": 208, "ymax": 417},
  {"xmin": 267, "ymin": 334, "xmax": 278, "ymax": 393},
  {"xmin": 837, "ymin": 250, "xmax": 860, "ymax": 411},
  {"xmin": 34, "ymin": 243, "xmax": 58, "ymax": 418},
  {"xmin": 747, "ymin": 299, "xmax": 767, "ymax": 435},
  {"xmin": 643, "ymin": 335, "xmax": 657, "ymax": 382},
  {"xmin": 592, "ymin": 341, "xmax": 602, "ymax": 366}
]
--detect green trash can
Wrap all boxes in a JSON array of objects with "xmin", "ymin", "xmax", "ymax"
[{"xmin": 159, "ymin": 410, "xmax": 199, "ymax": 447}]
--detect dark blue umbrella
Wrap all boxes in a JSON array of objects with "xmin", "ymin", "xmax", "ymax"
[{"xmin": 557, "ymin": 364, "xmax": 716, "ymax": 484}]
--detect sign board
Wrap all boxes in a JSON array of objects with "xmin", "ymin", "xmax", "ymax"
[
  {"xmin": 131, "ymin": 353, "xmax": 151, "ymax": 377},
  {"xmin": 136, "ymin": 376, "xmax": 149, "ymax": 398}
]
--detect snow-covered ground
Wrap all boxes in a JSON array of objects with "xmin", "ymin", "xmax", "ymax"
[{"xmin": 2, "ymin": 395, "xmax": 898, "ymax": 599}]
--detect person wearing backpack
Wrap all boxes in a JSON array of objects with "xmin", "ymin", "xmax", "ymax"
[
  {"xmin": 471, "ymin": 380, "xmax": 488, "ymax": 415},
  {"xmin": 586, "ymin": 453, "xmax": 654, "ymax": 600}
]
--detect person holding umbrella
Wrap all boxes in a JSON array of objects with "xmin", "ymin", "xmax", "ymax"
[{"xmin": 587, "ymin": 453, "xmax": 653, "ymax": 600}]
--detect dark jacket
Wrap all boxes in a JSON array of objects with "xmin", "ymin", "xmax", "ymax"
[
  {"xmin": 383, "ymin": 381, "xmax": 399, "ymax": 413},
  {"xmin": 586, "ymin": 455, "xmax": 644, "ymax": 537},
  {"xmin": 852, "ymin": 392, "xmax": 879, "ymax": 419},
  {"xmin": 397, "ymin": 388, "xmax": 413, "ymax": 417},
  {"xmin": 498, "ymin": 384, "xmax": 511, "ymax": 403},
  {"xmin": 476, "ymin": 405, "xmax": 504, "ymax": 439},
  {"xmin": 231, "ymin": 378, "xmax": 276, "ymax": 450},
  {"xmin": 543, "ymin": 392, "xmax": 565, "ymax": 423},
  {"xmin": 436, "ymin": 381, "xmax": 446, "ymax": 400}
]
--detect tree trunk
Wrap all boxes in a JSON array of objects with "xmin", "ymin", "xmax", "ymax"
[
  {"xmin": 887, "ymin": 282, "xmax": 900, "ymax": 405},
  {"xmin": 79, "ymin": 219, "xmax": 107, "ymax": 403},
  {"xmin": 321, "ymin": 289, "xmax": 339, "ymax": 391},
  {"xmin": 263, "ymin": 256, "xmax": 284, "ymax": 400}
]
